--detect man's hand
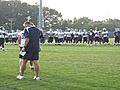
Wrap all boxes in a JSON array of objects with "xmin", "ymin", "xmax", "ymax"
[{"xmin": 22, "ymin": 47, "xmax": 25, "ymax": 52}]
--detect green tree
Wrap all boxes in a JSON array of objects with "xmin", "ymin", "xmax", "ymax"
[
  {"xmin": 0, "ymin": 0, "xmax": 30, "ymax": 30},
  {"xmin": 0, "ymin": 0, "xmax": 120, "ymax": 32},
  {"xmin": 43, "ymin": 7, "xmax": 63, "ymax": 30}
]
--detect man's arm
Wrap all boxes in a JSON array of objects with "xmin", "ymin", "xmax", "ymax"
[
  {"xmin": 24, "ymin": 38, "xmax": 29, "ymax": 48},
  {"xmin": 22, "ymin": 28, "xmax": 30, "ymax": 51},
  {"xmin": 22, "ymin": 38, "xmax": 29, "ymax": 52},
  {"xmin": 40, "ymin": 30, "xmax": 43, "ymax": 38},
  {"xmin": 18, "ymin": 35, "xmax": 21, "ymax": 45}
]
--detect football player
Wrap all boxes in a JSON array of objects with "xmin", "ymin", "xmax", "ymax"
[
  {"xmin": 102, "ymin": 28, "xmax": 109, "ymax": 45},
  {"xmin": 0, "ymin": 30, "xmax": 6, "ymax": 51},
  {"xmin": 46, "ymin": 29, "xmax": 54, "ymax": 45},
  {"xmin": 82, "ymin": 29, "xmax": 88, "ymax": 45},
  {"xmin": 87, "ymin": 29, "xmax": 95, "ymax": 46},
  {"xmin": 114, "ymin": 28, "xmax": 120, "ymax": 45}
]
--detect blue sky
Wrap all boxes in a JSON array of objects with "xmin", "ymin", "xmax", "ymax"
[{"xmin": 21, "ymin": 0, "xmax": 120, "ymax": 21}]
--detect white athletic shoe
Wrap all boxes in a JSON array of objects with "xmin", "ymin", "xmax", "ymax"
[
  {"xmin": 33, "ymin": 76, "xmax": 40, "ymax": 80},
  {"xmin": 2, "ymin": 48, "xmax": 7, "ymax": 51},
  {"xmin": 0, "ymin": 47, "xmax": 2, "ymax": 49},
  {"xmin": 30, "ymin": 66, "xmax": 34, "ymax": 71},
  {"xmin": 16, "ymin": 75, "xmax": 24, "ymax": 80}
]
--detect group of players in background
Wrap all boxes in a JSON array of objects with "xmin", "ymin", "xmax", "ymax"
[
  {"xmin": 0, "ymin": 27, "xmax": 120, "ymax": 51},
  {"xmin": 41, "ymin": 27, "xmax": 120, "ymax": 46}
]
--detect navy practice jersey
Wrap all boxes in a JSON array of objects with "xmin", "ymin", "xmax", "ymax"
[{"xmin": 24, "ymin": 27, "xmax": 43, "ymax": 52}]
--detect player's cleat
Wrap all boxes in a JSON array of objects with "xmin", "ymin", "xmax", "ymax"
[
  {"xmin": 16, "ymin": 75, "xmax": 24, "ymax": 80},
  {"xmin": 30, "ymin": 66, "xmax": 34, "ymax": 71},
  {"xmin": 2, "ymin": 48, "xmax": 7, "ymax": 51},
  {"xmin": 31, "ymin": 67, "xmax": 34, "ymax": 71},
  {"xmin": 33, "ymin": 76, "xmax": 40, "ymax": 80}
]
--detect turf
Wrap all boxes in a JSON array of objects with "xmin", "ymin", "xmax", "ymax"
[{"xmin": 0, "ymin": 44, "xmax": 120, "ymax": 90}]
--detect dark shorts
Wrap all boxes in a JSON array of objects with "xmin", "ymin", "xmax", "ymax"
[
  {"xmin": 66, "ymin": 37, "xmax": 71, "ymax": 42},
  {"xmin": 73, "ymin": 37, "xmax": 78, "ymax": 43},
  {"xmin": 77, "ymin": 36, "xmax": 82, "ymax": 42},
  {"xmin": 103, "ymin": 37, "xmax": 109, "ymax": 43},
  {"xmin": 55, "ymin": 37, "xmax": 59, "ymax": 43},
  {"xmin": 0, "ymin": 38, "xmax": 4, "ymax": 45},
  {"xmin": 88, "ymin": 37, "xmax": 94, "ymax": 41},
  {"xmin": 99, "ymin": 38, "xmax": 103, "ymax": 42},
  {"xmin": 41, "ymin": 37, "xmax": 45, "ymax": 43},
  {"xmin": 83, "ymin": 37, "xmax": 87, "ymax": 42},
  {"xmin": 95, "ymin": 37, "xmax": 99, "ymax": 42},
  {"xmin": 12, "ymin": 38, "xmax": 17, "ymax": 42},
  {"xmin": 23, "ymin": 52, "xmax": 39, "ymax": 61},
  {"xmin": 48, "ymin": 37, "xmax": 53, "ymax": 43},
  {"xmin": 115, "ymin": 36, "xmax": 120, "ymax": 43},
  {"xmin": 59, "ymin": 38, "xmax": 64, "ymax": 42},
  {"xmin": 5, "ymin": 38, "xmax": 9, "ymax": 43}
]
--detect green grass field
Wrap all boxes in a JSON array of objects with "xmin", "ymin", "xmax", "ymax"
[{"xmin": 0, "ymin": 42, "xmax": 120, "ymax": 90}]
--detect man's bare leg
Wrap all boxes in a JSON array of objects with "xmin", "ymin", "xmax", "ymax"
[
  {"xmin": 33, "ymin": 60, "xmax": 40, "ymax": 77},
  {"xmin": 20, "ymin": 60, "xmax": 28, "ymax": 76}
]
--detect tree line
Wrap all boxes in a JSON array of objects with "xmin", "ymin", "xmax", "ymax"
[{"xmin": 0, "ymin": 0, "xmax": 120, "ymax": 31}]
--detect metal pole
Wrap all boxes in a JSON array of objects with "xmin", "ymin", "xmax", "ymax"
[
  {"xmin": 10, "ymin": 19, "xmax": 13, "ymax": 31},
  {"xmin": 39, "ymin": 0, "xmax": 42, "ymax": 29}
]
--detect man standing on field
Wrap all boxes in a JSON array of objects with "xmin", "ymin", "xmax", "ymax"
[
  {"xmin": 17, "ymin": 21, "xmax": 43, "ymax": 80},
  {"xmin": 18, "ymin": 29, "xmax": 34, "ymax": 73}
]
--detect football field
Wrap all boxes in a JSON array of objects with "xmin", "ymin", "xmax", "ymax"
[{"xmin": 0, "ymin": 44, "xmax": 120, "ymax": 90}]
